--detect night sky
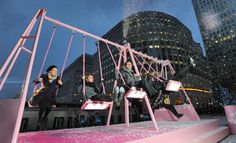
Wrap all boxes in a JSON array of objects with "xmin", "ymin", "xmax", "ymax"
[{"xmin": 0, "ymin": 0, "xmax": 204, "ymax": 99}]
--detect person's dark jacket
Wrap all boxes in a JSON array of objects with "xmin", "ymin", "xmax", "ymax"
[
  {"xmin": 120, "ymin": 68, "xmax": 139, "ymax": 87},
  {"xmin": 78, "ymin": 82, "xmax": 101, "ymax": 99},
  {"xmin": 32, "ymin": 74, "xmax": 61, "ymax": 106}
]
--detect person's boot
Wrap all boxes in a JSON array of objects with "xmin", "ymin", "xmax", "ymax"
[
  {"xmin": 118, "ymin": 92, "xmax": 124, "ymax": 102},
  {"xmin": 115, "ymin": 103, "xmax": 121, "ymax": 110},
  {"xmin": 151, "ymin": 91, "xmax": 162, "ymax": 108},
  {"xmin": 36, "ymin": 118, "xmax": 43, "ymax": 131},
  {"xmin": 176, "ymin": 113, "xmax": 184, "ymax": 118},
  {"xmin": 115, "ymin": 101, "xmax": 121, "ymax": 110},
  {"xmin": 41, "ymin": 118, "xmax": 47, "ymax": 131}
]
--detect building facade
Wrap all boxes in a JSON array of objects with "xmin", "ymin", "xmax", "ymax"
[{"xmin": 192, "ymin": 0, "xmax": 236, "ymax": 91}]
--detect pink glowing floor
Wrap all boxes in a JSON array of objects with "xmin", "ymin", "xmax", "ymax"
[{"xmin": 18, "ymin": 120, "xmax": 217, "ymax": 143}]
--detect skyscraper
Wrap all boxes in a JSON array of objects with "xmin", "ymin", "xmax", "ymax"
[{"xmin": 192, "ymin": 0, "xmax": 236, "ymax": 91}]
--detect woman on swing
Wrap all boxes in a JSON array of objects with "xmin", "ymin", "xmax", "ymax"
[
  {"xmin": 78, "ymin": 74, "xmax": 111, "ymax": 102},
  {"xmin": 32, "ymin": 65, "xmax": 63, "ymax": 130}
]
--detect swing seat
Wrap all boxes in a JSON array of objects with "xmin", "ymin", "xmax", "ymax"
[
  {"xmin": 125, "ymin": 88, "xmax": 146, "ymax": 99},
  {"xmin": 81, "ymin": 99, "xmax": 113, "ymax": 126},
  {"xmin": 165, "ymin": 80, "xmax": 182, "ymax": 92},
  {"xmin": 124, "ymin": 88, "xmax": 159, "ymax": 131},
  {"xmin": 166, "ymin": 80, "xmax": 182, "ymax": 92},
  {"xmin": 81, "ymin": 99, "xmax": 112, "ymax": 110}
]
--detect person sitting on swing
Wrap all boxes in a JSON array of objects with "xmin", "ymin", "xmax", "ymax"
[
  {"xmin": 78, "ymin": 74, "xmax": 111, "ymax": 102},
  {"xmin": 150, "ymin": 74, "xmax": 183, "ymax": 118},
  {"xmin": 150, "ymin": 55, "xmax": 196, "ymax": 118},
  {"xmin": 121, "ymin": 61, "xmax": 159, "ymax": 98},
  {"xmin": 32, "ymin": 65, "xmax": 63, "ymax": 130},
  {"xmin": 120, "ymin": 61, "xmax": 160, "ymax": 118}
]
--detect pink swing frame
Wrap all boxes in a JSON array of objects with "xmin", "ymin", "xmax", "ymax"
[{"xmin": 0, "ymin": 9, "xmax": 199, "ymax": 143}]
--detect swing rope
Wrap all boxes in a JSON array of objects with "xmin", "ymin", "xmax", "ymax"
[
  {"xmin": 54, "ymin": 31, "xmax": 75, "ymax": 97},
  {"xmin": 82, "ymin": 35, "xmax": 86, "ymax": 101},
  {"xmin": 60, "ymin": 31, "xmax": 75, "ymax": 79},
  {"xmin": 104, "ymin": 43, "xmax": 127, "ymax": 89},
  {"xmin": 136, "ymin": 53, "xmax": 165, "ymax": 81},
  {"xmin": 133, "ymin": 53, "xmax": 162, "ymax": 81},
  {"xmin": 33, "ymin": 25, "xmax": 56, "ymax": 91},
  {"xmin": 97, "ymin": 42, "xmax": 106, "ymax": 94},
  {"xmin": 29, "ymin": 27, "xmax": 75, "ymax": 107},
  {"xmin": 137, "ymin": 54, "xmax": 157, "ymax": 75},
  {"xmin": 112, "ymin": 49, "xmax": 124, "ymax": 91}
]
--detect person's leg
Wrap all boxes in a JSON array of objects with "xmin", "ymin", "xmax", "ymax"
[
  {"xmin": 114, "ymin": 86, "xmax": 125, "ymax": 109},
  {"xmin": 118, "ymin": 87, "xmax": 125, "ymax": 101},
  {"xmin": 100, "ymin": 95, "xmax": 112, "ymax": 102},
  {"xmin": 131, "ymin": 99, "xmax": 144, "ymax": 120},
  {"xmin": 134, "ymin": 80, "xmax": 160, "ymax": 115},
  {"xmin": 36, "ymin": 106, "xmax": 45, "ymax": 130},
  {"xmin": 170, "ymin": 66, "xmax": 190, "ymax": 81},
  {"xmin": 90, "ymin": 95, "xmax": 99, "ymax": 101},
  {"xmin": 43, "ymin": 107, "xmax": 51, "ymax": 120},
  {"xmin": 151, "ymin": 90, "xmax": 163, "ymax": 109},
  {"xmin": 136, "ymin": 79, "xmax": 159, "ymax": 99},
  {"xmin": 137, "ymin": 100, "xmax": 144, "ymax": 119},
  {"xmin": 38, "ymin": 107, "xmax": 44, "ymax": 120},
  {"xmin": 41, "ymin": 106, "xmax": 51, "ymax": 130},
  {"xmin": 162, "ymin": 104, "xmax": 183, "ymax": 118},
  {"xmin": 91, "ymin": 94, "xmax": 111, "ymax": 102},
  {"xmin": 114, "ymin": 86, "xmax": 120, "ymax": 103}
]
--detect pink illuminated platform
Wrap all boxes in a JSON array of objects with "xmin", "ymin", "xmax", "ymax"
[{"xmin": 18, "ymin": 119, "xmax": 229, "ymax": 143}]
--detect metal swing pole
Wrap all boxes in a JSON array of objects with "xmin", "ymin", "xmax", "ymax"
[
  {"xmin": 82, "ymin": 35, "xmax": 86, "ymax": 100},
  {"xmin": 12, "ymin": 9, "xmax": 46, "ymax": 143},
  {"xmin": 112, "ymin": 49, "xmax": 124, "ymax": 92},
  {"xmin": 33, "ymin": 25, "xmax": 57, "ymax": 92},
  {"xmin": 0, "ymin": 10, "xmax": 41, "ymax": 79},
  {"xmin": 97, "ymin": 42, "xmax": 106, "ymax": 94},
  {"xmin": 60, "ymin": 31, "xmax": 75, "ymax": 78}
]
